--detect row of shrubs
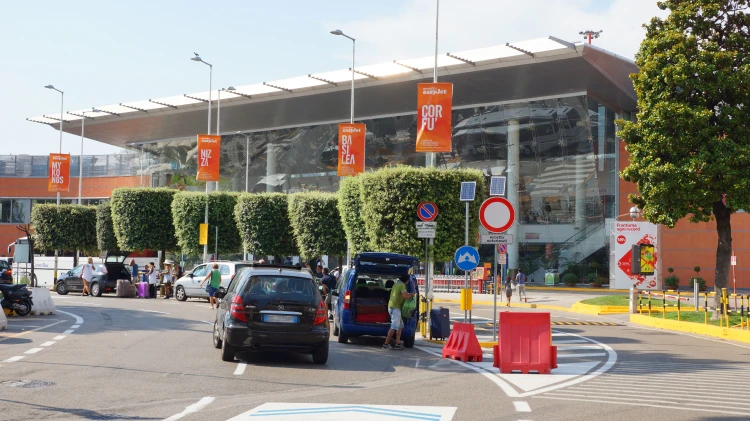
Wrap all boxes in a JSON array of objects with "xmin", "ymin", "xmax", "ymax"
[{"xmin": 30, "ymin": 166, "xmax": 487, "ymax": 260}]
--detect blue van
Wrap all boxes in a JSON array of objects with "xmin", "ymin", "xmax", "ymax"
[{"xmin": 331, "ymin": 252, "xmax": 419, "ymax": 348}]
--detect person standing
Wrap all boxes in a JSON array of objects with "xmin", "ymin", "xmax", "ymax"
[
  {"xmin": 505, "ymin": 275, "xmax": 514, "ymax": 307},
  {"xmin": 129, "ymin": 259, "xmax": 139, "ymax": 284},
  {"xmin": 147, "ymin": 262, "xmax": 158, "ymax": 299},
  {"xmin": 383, "ymin": 275, "xmax": 415, "ymax": 350},
  {"xmin": 81, "ymin": 257, "xmax": 96, "ymax": 297},
  {"xmin": 200, "ymin": 263, "xmax": 221, "ymax": 310},
  {"xmin": 515, "ymin": 269, "xmax": 527, "ymax": 303},
  {"xmin": 162, "ymin": 263, "xmax": 173, "ymax": 299}
]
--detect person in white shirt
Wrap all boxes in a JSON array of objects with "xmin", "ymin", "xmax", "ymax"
[
  {"xmin": 162, "ymin": 263, "xmax": 173, "ymax": 299},
  {"xmin": 147, "ymin": 262, "xmax": 158, "ymax": 299},
  {"xmin": 81, "ymin": 257, "xmax": 97, "ymax": 297}
]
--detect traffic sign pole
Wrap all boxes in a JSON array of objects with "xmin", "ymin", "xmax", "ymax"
[
  {"xmin": 493, "ymin": 246, "xmax": 497, "ymax": 341},
  {"xmin": 465, "ymin": 201, "xmax": 469, "ymax": 322}
]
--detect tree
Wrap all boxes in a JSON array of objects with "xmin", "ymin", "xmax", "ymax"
[
  {"xmin": 172, "ymin": 192, "xmax": 242, "ymax": 257},
  {"xmin": 235, "ymin": 193, "xmax": 298, "ymax": 258},
  {"xmin": 96, "ymin": 202, "xmax": 118, "ymax": 252},
  {"xmin": 288, "ymin": 192, "xmax": 347, "ymax": 259},
  {"xmin": 30, "ymin": 204, "xmax": 98, "ymax": 253},
  {"xmin": 619, "ymin": 0, "xmax": 750, "ymax": 314},
  {"xmin": 110, "ymin": 188, "xmax": 177, "ymax": 252}
]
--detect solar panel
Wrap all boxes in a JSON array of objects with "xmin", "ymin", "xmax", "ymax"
[
  {"xmin": 459, "ymin": 182, "xmax": 476, "ymax": 202},
  {"xmin": 490, "ymin": 176, "xmax": 507, "ymax": 197}
]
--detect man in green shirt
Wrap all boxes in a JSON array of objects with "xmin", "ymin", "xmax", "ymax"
[
  {"xmin": 383, "ymin": 275, "xmax": 415, "ymax": 350},
  {"xmin": 200, "ymin": 263, "xmax": 222, "ymax": 309}
]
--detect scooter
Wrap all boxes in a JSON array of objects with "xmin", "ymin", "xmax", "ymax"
[{"xmin": 0, "ymin": 282, "xmax": 34, "ymax": 317}]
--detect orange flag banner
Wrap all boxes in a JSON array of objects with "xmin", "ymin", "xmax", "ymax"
[
  {"xmin": 416, "ymin": 82, "xmax": 453, "ymax": 153},
  {"xmin": 196, "ymin": 135, "xmax": 222, "ymax": 182},
  {"xmin": 337, "ymin": 123, "xmax": 366, "ymax": 176},
  {"xmin": 48, "ymin": 153, "xmax": 70, "ymax": 192}
]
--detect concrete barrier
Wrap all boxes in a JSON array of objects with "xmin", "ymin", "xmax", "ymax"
[
  {"xmin": 0, "ymin": 308, "xmax": 7, "ymax": 330},
  {"xmin": 30, "ymin": 287, "xmax": 56, "ymax": 315}
]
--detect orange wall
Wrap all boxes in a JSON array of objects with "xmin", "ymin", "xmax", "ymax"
[
  {"xmin": 0, "ymin": 175, "xmax": 150, "ymax": 257},
  {"xmin": 618, "ymin": 141, "xmax": 750, "ymax": 289}
]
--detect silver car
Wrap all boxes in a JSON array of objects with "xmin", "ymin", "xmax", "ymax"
[{"xmin": 174, "ymin": 261, "xmax": 251, "ymax": 301}]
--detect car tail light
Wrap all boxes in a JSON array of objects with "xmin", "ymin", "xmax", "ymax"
[
  {"xmin": 343, "ymin": 290, "xmax": 351, "ymax": 310},
  {"xmin": 313, "ymin": 300, "xmax": 327, "ymax": 325},
  {"xmin": 230, "ymin": 294, "xmax": 246, "ymax": 322},
  {"xmin": 230, "ymin": 273, "xmax": 235, "ymax": 281}
]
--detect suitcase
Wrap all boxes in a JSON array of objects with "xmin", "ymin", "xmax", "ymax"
[
  {"xmin": 355, "ymin": 313, "xmax": 389, "ymax": 323},
  {"xmin": 137, "ymin": 282, "xmax": 150, "ymax": 298},
  {"xmin": 430, "ymin": 307, "xmax": 450, "ymax": 340},
  {"xmin": 116, "ymin": 279, "xmax": 135, "ymax": 298},
  {"xmin": 356, "ymin": 298, "xmax": 387, "ymax": 314}
]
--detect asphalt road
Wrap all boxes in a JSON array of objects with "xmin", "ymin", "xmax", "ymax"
[{"xmin": 0, "ymin": 292, "xmax": 748, "ymax": 421}]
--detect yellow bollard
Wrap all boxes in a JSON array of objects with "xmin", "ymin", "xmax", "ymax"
[
  {"xmin": 723, "ymin": 288, "xmax": 729, "ymax": 328},
  {"xmin": 677, "ymin": 290, "xmax": 681, "ymax": 322},
  {"xmin": 662, "ymin": 291, "xmax": 666, "ymax": 319},
  {"xmin": 460, "ymin": 287, "xmax": 473, "ymax": 311},
  {"xmin": 704, "ymin": 292, "xmax": 709, "ymax": 325},
  {"xmin": 648, "ymin": 291, "xmax": 652, "ymax": 317}
]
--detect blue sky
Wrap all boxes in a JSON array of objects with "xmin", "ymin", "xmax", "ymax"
[{"xmin": 2, "ymin": 0, "xmax": 665, "ymax": 156}]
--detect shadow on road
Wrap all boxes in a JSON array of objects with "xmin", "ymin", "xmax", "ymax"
[{"xmin": 0, "ymin": 398, "xmax": 159, "ymax": 420}]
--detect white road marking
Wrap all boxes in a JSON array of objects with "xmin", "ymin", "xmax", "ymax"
[
  {"xmin": 61, "ymin": 301, "xmax": 102, "ymax": 306},
  {"xmin": 3, "ymin": 356, "xmax": 25, "ymax": 363},
  {"xmin": 71, "ymin": 324, "xmax": 81, "ymax": 329},
  {"xmin": 625, "ymin": 323, "xmax": 750, "ymax": 349},
  {"xmin": 198, "ymin": 320, "xmax": 213, "ymax": 325},
  {"xmin": 62, "ymin": 330, "xmax": 74, "ymax": 335},
  {"xmin": 227, "ymin": 403, "xmax": 457, "ymax": 421},
  {"xmin": 554, "ymin": 345, "xmax": 602, "ymax": 351},
  {"xmin": 53, "ymin": 335, "xmax": 66, "ymax": 340},
  {"xmin": 40, "ymin": 341, "xmax": 56, "ymax": 347},
  {"xmin": 24, "ymin": 348, "xmax": 43, "ymax": 354},
  {"xmin": 163, "ymin": 396, "xmax": 215, "ymax": 421},
  {"xmin": 552, "ymin": 339, "xmax": 588, "ymax": 344},
  {"xmin": 57, "ymin": 309, "xmax": 84, "ymax": 325},
  {"xmin": 233, "ymin": 361, "xmax": 247, "ymax": 376},
  {"xmin": 0, "ymin": 320, "xmax": 65, "ymax": 343},
  {"xmin": 535, "ymin": 396, "xmax": 750, "ymax": 416},
  {"xmin": 141, "ymin": 310, "xmax": 170, "ymax": 315},
  {"xmin": 513, "ymin": 401, "xmax": 531, "ymax": 412},
  {"xmin": 556, "ymin": 353, "xmax": 607, "ymax": 358}
]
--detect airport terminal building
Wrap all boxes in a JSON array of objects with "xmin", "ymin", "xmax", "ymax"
[{"xmin": 26, "ymin": 36, "xmax": 656, "ymax": 283}]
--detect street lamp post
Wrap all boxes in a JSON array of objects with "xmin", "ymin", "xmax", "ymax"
[
  {"xmin": 331, "ymin": 29, "xmax": 355, "ymax": 267},
  {"xmin": 192, "ymin": 53, "xmax": 212, "ymax": 263},
  {"xmin": 45, "ymin": 85, "xmax": 64, "ymax": 282}
]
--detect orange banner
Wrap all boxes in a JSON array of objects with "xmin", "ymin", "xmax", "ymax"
[
  {"xmin": 196, "ymin": 134, "xmax": 221, "ymax": 182},
  {"xmin": 337, "ymin": 123, "xmax": 366, "ymax": 176},
  {"xmin": 48, "ymin": 153, "xmax": 70, "ymax": 192},
  {"xmin": 416, "ymin": 82, "xmax": 453, "ymax": 153}
]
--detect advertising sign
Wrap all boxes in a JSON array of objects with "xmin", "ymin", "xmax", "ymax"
[
  {"xmin": 337, "ymin": 123, "xmax": 366, "ymax": 176},
  {"xmin": 416, "ymin": 83, "xmax": 453, "ymax": 153},
  {"xmin": 48, "ymin": 153, "xmax": 71, "ymax": 192},
  {"xmin": 610, "ymin": 221, "xmax": 659, "ymax": 290},
  {"xmin": 196, "ymin": 135, "xmax": 222, "ymax": 182},
  {"xmin": 199, "ymin": 223, "xmax": 208, "ymax": 245}
]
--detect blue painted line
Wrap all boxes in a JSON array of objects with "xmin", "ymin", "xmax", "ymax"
[{"xmin": 250, "ymin": 406, "xmax": 441, "ymax": 420}]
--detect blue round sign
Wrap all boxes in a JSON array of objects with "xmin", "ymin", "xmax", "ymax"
[
  {"xmin": 417, "ymin": 202, "xmax": 438, "ymax": 222},
  {"xmin": 454, "ymin": 246, "xmax": 480, "ymax": 272}
]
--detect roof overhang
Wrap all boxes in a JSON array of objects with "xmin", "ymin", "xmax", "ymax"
[{"xmin": 29, "ymin": 38, "xmax": 637, "ymax": 148}]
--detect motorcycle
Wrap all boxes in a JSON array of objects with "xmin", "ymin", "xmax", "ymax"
[{"xmin": 0, "ymin": 282, "xmax": 34, "ymax": 317}]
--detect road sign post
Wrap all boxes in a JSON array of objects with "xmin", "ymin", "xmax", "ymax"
[{"xmin": 417, "ymin": 202, "xmax": 438, "ymax": 338}]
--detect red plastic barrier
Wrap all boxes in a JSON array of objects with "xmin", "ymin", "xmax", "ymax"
[
  {"xmin": 492, "ymin": 311, "xmax": 557, "ymax": 374},
  {"xmin": 442, "ymin": 322, "xmax": 483, "ymax": 362}
]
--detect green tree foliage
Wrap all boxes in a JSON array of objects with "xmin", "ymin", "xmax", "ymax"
[
  {"xmin": 235, "ymin": 193, "xmax": 298, "ymax": 257},
  {"xmin": 288, "ymin": 192, "xmax": 347, "ymax": 259},
  {"xmin": 338, "ymin": 176, "xmax": 369, "ymax": 253},
  {"xmin": 31, "ymin": 204, "xmax": 97, "ymax": 253},
  {"xmin": 96, "ymin": 202, "xmax": 118, "ymax": 251},
  {"xmin": 618, "ymin": 0, "xmax": 750, "ymax": 311},
  {"xmin": 110, "ymin": 188, "xmax": 177, "ymax": 252},
  {"xmin": 357, "ymin": 166, "xmax": 486, "ymax": 261},
  {"xmin": 172, "ymin": 192, "xmax": 242, "ymax": 256}
]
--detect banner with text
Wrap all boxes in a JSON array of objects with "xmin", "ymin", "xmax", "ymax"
[
  {"xmin": 48, "ymin": 153, "xmax": 70, "ymax": 192},
  {"xmin": 416, "ymin": 82, "xmax": 453, "ymax": 153},
  {"xmin": 337, "ymin": 123, "xmax": 366, "ymax": 176},
  {"xmin": 610, "ymin": 221, "xmax": 659, "ymax": 290},
  {"xmin": 196, "ymin": 134, "xmax": 222, "ymax": 182}
]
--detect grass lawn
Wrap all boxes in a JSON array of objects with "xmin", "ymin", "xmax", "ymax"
[
  {"xmin": 582, "ymin": 295, "xmax": 680, "ymax": 307},
  {"xmin": 646, "ymin": 310, "xmax": 746, "ymax": 327}
]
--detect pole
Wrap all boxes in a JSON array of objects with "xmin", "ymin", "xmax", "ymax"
[
  {"xmin": 464, "ymin": 201, "xmax": 469, "ymax": 322},
  {"xmin": 54, "ymin": 90, "xmax": 64, "ymax": 282},
  {"xmin": 493, "ymin": 246, "xmax": 498, "ymax": 341},
  {"xmin": 78, "ymin": 112, "xmax": 84, "ymax": 204},
  {"xmin": 215, "ymin": 226, "xmax": 219, "ymax": 261},
  {"xmin": 344, "ymin": 36, "xmax": 355, "ymax": 268},
  {"xmin": 139, "ymin": 145, "xmax": 143, "ymax": 187},
  {"xmin": 733, "ymin": 250, "xmax": 737, "ymax": 308},
  {"xmin": 203, "ymin": 63, "xmax": 212, "ymax": 263}
]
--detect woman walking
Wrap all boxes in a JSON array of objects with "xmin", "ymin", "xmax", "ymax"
[
  {"xmin": 200, "ymin": 263, "xmax": 221, "ymax": 309},
  {"xmin": 81, "ymin": 257, "xmax": 96, "ymax": 297},
  {"xmin": 162, "ymin": 262, "xmax": 172, "ymax": 299},
  {"xmin": 504, "ymin": 275, "xmax": 514, "ymax": 307}
]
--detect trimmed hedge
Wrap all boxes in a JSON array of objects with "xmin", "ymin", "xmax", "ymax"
[
  {"xmin": 338, "ymin": 176, "xmax": 369, "ymax": 254},
  {"xmin": 288, "ymin": 192, "xmax": 347, "ymax": 259},
  {"xmin": 172, "ymin": 192, "xmax": 242, "ymax": 256},
  {"xmin": 110, "ymin": 188, "xmax": 177, "ymax": 252},
  {"xmin": 357, "ymin": 166, "xmax": 486, "ymax": 261},
  {"xmin": 96, "ymin": 202, "xmax": 118, "ymax": 251},
  {"xmin": 31, "ymin": 204, "xmax": 97, "ymax": 252},
  {"xmin": 235, "ymin": 193, "xmax": 298, "ymax": 257}
]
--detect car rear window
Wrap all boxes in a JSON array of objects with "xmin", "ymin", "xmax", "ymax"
[
  {"xmin": 241, "ymin": 275, "xmax": 316, "ymax": 301},
  {"xmin": 0, "ymin": 260, "xmax": 9, "ymax": 269}
]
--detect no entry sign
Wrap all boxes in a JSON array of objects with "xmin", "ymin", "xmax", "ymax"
[
  {"xmin": 417, "ymin": 202, "xmax": 438, "ymax": 222},
  {"xmin": 479, "ymin": 197, "xmax": 515, "ymax": 233}
]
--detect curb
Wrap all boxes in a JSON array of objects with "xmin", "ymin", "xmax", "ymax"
[
  {"xmin": 425, "ymin": 338, "xmax": 496, "ymax": 348},
  {"xmin": 433, "ymin": 298, "xmax": 574, "ymax": 313},
  {"xmin": 629, "ymin": 314, "xmax": 750, "ymax": 344},
  {"xmin": 571, "ymin": 302, "xmax": 630, "ymax": 315},
  {"xmin": 524, "ymin": 286, "xmax": 630, "ymax": 293}
]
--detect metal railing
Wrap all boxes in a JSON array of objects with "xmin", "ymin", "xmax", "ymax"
[
  {"xmin": 0, "ymin": 154, "xmax": 159, "ymax": 178},
  {"xmin": 637, "ymin": 288, "xmax": 749, "ymax": 329}
]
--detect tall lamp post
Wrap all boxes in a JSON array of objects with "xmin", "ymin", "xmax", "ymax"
[
  {"xmin": 330, "ymin": 29, "xmax": 355, "ymax": 268},
  {"xmin": 192, "ymin": 53, "xmax": 212, "ymax": 263},
  {"xmin": 45, "ymin": 84, "xmax": 64, "ymax": 282}
]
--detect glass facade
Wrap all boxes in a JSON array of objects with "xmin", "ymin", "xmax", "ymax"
[
  {"xmin": 139, "ymin": 94, "xmax": 620, "ymax": 280},
  {"xmin": 0, "ymin": 153, "xmax": 157, "ymax": 178}
]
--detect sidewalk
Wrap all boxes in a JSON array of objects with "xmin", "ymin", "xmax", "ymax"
[{"xmin": 432, "ymin": 289, "xmax": 624, "ymax": 310}]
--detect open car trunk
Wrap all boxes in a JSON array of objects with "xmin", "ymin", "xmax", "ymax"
[{"xmin": 353, "ymin": 276, "xmax": 392, "ymax": 325}]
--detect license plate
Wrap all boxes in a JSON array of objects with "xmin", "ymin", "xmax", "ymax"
[{"xmin": 263, "ymin": 314, "xmax": 298, "ymax": 323}]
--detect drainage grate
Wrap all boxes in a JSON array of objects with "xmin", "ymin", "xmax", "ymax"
[{"xmin": 1, "ymin": 379, "xmax": 54, "ymax": 388}]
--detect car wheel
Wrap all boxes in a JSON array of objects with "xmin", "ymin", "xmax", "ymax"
[
  {"xmin": 403, "ymin": 332, "xmax": 415, "ymax": 349},
  {"xmin": 56, "ymin": 282, "xmax": 69, "ymax": 295},
  {"xmin": 332, "ymin": 318, "xmax": 340, "ymax": 337},
  {"xmin": 175, "ymin": 286, "xmax": 187, "ymax": 301},
  {"xmin": 220, "ymin": 329, "xmax": 236, "ymax": 362},
  {"xmin": 213, "ymin": 320, "xmax": 222, "ymax": 349},
  {"xmin": 91, "ymin": 282, "xmax": 102, "ymax": 297},
  {"xmin": 337, "ymin": 318, "xmax": 349, "ymax": 344},
  {"xmin": 13, "ymin": 300, "xmax": 31, "ymax": 317},
  {"xmin": 312, "ymin": 344, "xmax": 329, "ymax": 365}
]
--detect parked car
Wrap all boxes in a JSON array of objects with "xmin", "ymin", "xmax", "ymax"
[
  {"xmin": 56, "ymin": 262, "xmax": 131, "ymax": 296},
  {"xmin": 0, "ymin": 259, "xmax": 12, "ymax": 284},
  {"xmin": 212, "ymin": 263, "xmax": 329, "ymax": 364},
  {"xmin": 331, "ymin": 252, "xmax": 419, "ymax": 348},
  {"xmin": 174, "ymin": 261, "xmax": 251, "ymax": 301}
]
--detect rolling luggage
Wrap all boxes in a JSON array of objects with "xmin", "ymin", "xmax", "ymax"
[
  {"xmin": 430, "ymin": 307, "xmax": 450, "ymax": 340},
  {"xmin": 137, "ymin": 282, "xmax": 150, "ymax": 298},
  {"xmin": 116, "ymin": 279, "xmax": 135, "ymax": 298}
]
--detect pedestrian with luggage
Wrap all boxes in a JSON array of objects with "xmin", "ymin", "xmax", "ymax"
[
  {"xmin": 516, "ymin": 269, "xmax": 527, "ymax": 303},
  {"xmin": 81, "ymin": 257, "xmax": 96, "ymax": 297},
  {"xmin": 383, "ymin": 275, "xmax": 415, "ymax": 350},
  {"xmin": 200, "ymin": 263, "xmax": 221, "ymax": 309},
  {"xmin": 147, "ymin": 262, "xmax": 158, "ymax": 299},
  {"xmin": 505, "ymin": 275, "xmax": 514, "ymax": 307}
]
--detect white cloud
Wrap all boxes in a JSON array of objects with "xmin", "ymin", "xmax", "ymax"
[{"xmin": 330, "ymin": 0, "xmax": 668, "ymax": 65}]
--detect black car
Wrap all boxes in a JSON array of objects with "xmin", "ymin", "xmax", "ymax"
[
  {"xmin": 56, "ymin": 262, "xmax": 131, "ymax": 296},
  {"xmin": 212, "ymin": 264, "xmax": 329, "ymax": 364},
  {"xmin": 0, "ymin": 259, "xmax": 12, "ymax": 284}
]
